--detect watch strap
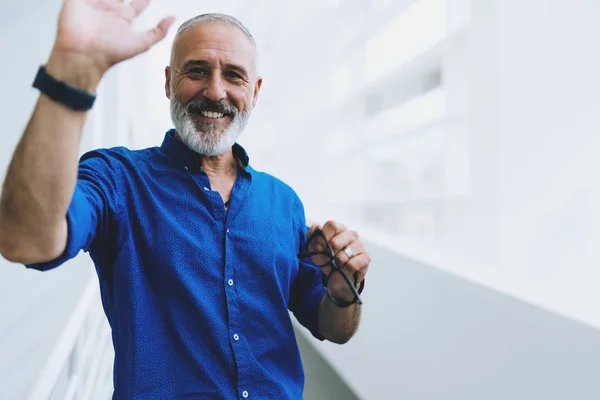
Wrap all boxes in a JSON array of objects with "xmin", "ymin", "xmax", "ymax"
[{"xmin": 32, "ymin": 66, "xmax": 96, "ymax": 111}]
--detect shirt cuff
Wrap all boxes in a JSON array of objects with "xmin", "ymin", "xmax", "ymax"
[
  {"xmin": 25, "ymin": 188, "xmax": 89, "ymax": 271},
  {"xmin": 302, "ymin": 283, "xmax": 327, "ymax": 341}
]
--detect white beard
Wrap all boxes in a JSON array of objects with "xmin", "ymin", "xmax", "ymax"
[{"xmin": 169, "ymin": 97, "xmax": 251, "ymax": 156}]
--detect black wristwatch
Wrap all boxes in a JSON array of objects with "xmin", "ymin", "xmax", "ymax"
[{"xmin": 32, "ymin": 66, "xmax": 96, "ymax": 111}]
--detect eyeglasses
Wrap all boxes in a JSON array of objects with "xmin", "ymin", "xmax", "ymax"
[{"xmin": 298, "ymin": 227, "xmax": 363, "ymax": 308}]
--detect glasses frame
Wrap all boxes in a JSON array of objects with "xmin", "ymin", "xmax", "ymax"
[{"xmin": 298, "ymin": 227, "xmax": 363, "ymax": 308}]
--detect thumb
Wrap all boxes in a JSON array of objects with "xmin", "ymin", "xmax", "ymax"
[{"xmin": 136, "ymin": 16, "xmax": 176, "ymax": 54}]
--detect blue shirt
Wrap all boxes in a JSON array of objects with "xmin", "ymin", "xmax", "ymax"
[{"xmin": 27, "ymin": 130, "xmax": 326, "ymax": 399}]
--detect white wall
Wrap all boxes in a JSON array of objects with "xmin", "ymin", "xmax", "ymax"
[
  {"xmin": 435, "ymin": 0, "xmax": 600, "ymax": 328},
  {"xmin": 494, "ymin": 0, "xmax": 600, "ymax": 326}
]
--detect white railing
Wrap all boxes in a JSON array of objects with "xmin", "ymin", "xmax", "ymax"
[{"xmin": 27, "ymin": 271, "xmax": 114, "ymax": 400}]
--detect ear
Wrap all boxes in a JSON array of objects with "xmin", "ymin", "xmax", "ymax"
[
  {"xmin": 252, "ymin": 77, "xmax": 263, "ymax": 109},
  {"xmin": 165, "ymin": 66, "xmax": 172, "ymax": 99}
]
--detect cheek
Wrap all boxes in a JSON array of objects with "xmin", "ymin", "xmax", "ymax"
[
  {"xmin": 229, "ymin": 89, "xmax": 253, "ymax": 112},
  {"xmin": 173, "ymin": 80, "xmax": 202, "ymax": 103}
]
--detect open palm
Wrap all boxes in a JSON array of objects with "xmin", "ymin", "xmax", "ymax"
[{"xmin": 55, "ymin": 0, "xmax": 175, "ymax": 71}]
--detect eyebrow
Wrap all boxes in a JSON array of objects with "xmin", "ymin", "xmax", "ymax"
[{"xmin": 181, "ymin": 59, "xmax": 249, "ymax": 78}]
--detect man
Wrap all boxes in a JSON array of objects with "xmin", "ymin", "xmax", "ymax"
[{"xmin": 0, "ymin": 0, "xmax": 370, "ymax": 398}]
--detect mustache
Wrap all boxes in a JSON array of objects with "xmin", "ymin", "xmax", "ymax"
[{"xmin": 186, "ymin": 100, "xmax": 237, "ymax": 116}]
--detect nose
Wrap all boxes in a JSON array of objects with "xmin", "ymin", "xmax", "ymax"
[{"xmin": 203, "ymin": 73, "xmax": 226, "ymax": 102}]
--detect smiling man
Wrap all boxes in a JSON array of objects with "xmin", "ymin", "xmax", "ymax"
[
  {"xmin": 168, "ymin": 16, "xmax": 259, "ymax": 158},
  {"xmin": 0, "ymin": 1, "xmax": 370, "ymax": 399}
]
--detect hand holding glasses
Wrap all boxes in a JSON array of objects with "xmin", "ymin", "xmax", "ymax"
[{"xmin": 298, "ymin": 226, "xmax": 365, "ymax": 308}]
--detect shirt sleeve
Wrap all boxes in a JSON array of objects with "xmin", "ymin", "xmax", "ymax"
[
  {"xmin": 288, "ymin": 198, "xmax": 326, "ymax": 341},
  {"xmin": 25, "ymin": 150, "xmax": 120, "ymax": 271}
]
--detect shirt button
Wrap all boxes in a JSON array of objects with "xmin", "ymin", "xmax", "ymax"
[
  {"xmin": 242, "ymin": 390, "xmax": 249, "ymax": 398},
  {"xmin": 226, "ymin": 229, "xmax": 230, "ymax": 234},
  {"xmin": 233, "ymin": 334, "xmax": 239, "ymax": 341},
  {"xmin": 184, "ymin": 166, "xmax": 189, "ymax": 171},
  {"xmin": 203, "ymin": 187, "xmax": 209, "ymax": 191},
  {"xmin": 228, "ymin": 279, "xmax": 234, "ymax": 286}
]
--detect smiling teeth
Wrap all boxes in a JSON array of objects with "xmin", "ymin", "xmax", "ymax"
[{"xmin": 201, "ymin": 111, "xmax": 224, "ymax": 118}]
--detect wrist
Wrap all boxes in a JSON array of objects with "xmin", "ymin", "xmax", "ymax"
[{"xmin": 46, "ymin": 48, "xmax": 105, "ymax": 93}]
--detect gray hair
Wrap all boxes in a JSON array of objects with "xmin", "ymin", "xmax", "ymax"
[{"xmin": 176, "ymin": 13, "xmax": 256, "ymax": 48}]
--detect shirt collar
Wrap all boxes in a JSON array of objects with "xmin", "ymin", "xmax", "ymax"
[{"xmin": 160, "ymin": 129, "xmax": 250, "ymax": 172}]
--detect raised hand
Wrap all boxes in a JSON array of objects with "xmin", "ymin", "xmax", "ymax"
[{"xmin": 51, "ymin": 0, "xmax": 175, "ymax": 83}]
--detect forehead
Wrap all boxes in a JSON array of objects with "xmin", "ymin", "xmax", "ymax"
[{"xmin": 172, "ymin": 22, "xmax": 257, "ymax": 72}]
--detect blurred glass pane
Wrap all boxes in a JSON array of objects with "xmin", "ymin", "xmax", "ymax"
[
  {"xmin": 370, "ymin": 87, "xmax": 447, "ymax": 138},
  {"xmin": 366, "ymin": 0, "xmax": 447, "ymax": 82}
]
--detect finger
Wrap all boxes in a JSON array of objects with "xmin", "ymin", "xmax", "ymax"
[
  {"xmin": 307, "ymin": 223, "xmax": 320, "ymax": 239},
  {"xmin": 334, "ymin": 239, "xmax": 365, "ymax": 267},
  {"xmin": 329, "ymin": 229, "xmax": 358, "ymax": 254},
  {"xmin": 130, "ymin": 0, "xmax": 150, "ymax": 17},
  {"xmin": 342, "ymin": 253, "xmax": 370, "ymax": 286},
  {"xmin": 94, "ymin": 0, "xmax": 133, "ymax": 17},
  {"xmin": 136, "ymin": 16, "xmax": 176, "ymax": 53},
  {"xmin": 94, "ymin": 0, "xmax": 124, "ymax": 5},
  {"xmin": 320, "ymin": 220, "xmax": 346, "ymax": 242}
]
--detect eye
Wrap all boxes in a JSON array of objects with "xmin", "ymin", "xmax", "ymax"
[
  {"xmin": 224, "ymin": 71, "xmax": 243, "ymax": 80},
  {"xmin": 188, "ymin": 68, "xmax": 209, "ymax": 76}
]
